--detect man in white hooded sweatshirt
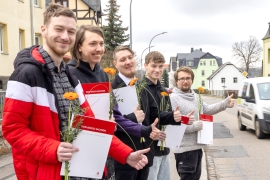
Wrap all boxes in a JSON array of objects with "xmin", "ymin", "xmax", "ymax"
[{"xmin": 170, "ymin": 66, "xmax": 234, "ymax": 180}]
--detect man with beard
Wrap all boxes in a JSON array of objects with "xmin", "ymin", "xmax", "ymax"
[
  {"xmin": 170, "ymin": 66, "xmax": 234, "ymax": 180},
  {"xmin": 111, "ymin": 46, "xmax": 160, "ymax": 180},
  {"xmin": 2, "ymin": 4, "xmax": 149, "ymax": 180}
]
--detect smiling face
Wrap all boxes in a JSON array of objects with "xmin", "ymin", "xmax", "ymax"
[
  {"xmin": 113, "ymin": 49, "xmax": 135, "ymax": 78},
  {"xmin": 41, "ymin": 15, "xmax": 76, "ymax": 57},
  {"xmin": 144, "ymin": 60, "xmax": 164, "ymax": 83},
  {"xmin": 79, "ymin": 31, "xmax": 105, "ymax": 67}
]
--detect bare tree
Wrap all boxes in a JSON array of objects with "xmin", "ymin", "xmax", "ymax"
[{"xmin": 232, "ymin": 36, "xmax": 262, "ymax": 74}]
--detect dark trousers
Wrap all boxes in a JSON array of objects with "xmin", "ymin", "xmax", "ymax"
[
  {"xmin": 174, "ymin": 149, "xmax": 203, "ymax": 180},
  {"xmin": 115, "ymin": 166, "xmax": 149, "ymax": 180}
]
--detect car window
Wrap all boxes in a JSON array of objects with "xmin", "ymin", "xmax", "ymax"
[
  {"xmin": 257, "ymin": 82, "xmax": 270, "ymax": 100},
  {"xmin": 249, "ymin": 84, "xmax": 255, "ymax": 99},
  {"xmin": 242, "ymin": 83, "xmax": 248, "ymax": 98}
]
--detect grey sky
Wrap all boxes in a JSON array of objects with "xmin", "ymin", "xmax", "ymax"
[{"xmin": 101, "ymin": 0, "xmax": 270, "ymax": 66}]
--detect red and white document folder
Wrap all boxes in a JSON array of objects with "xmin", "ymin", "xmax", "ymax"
[
  {"xmin": 82, "ymin": 82, "xmax": 110, "ymax": 120},
  {"xmin": 197, "ymin": 114, "xmax": 213, "ymax": 145},
  {"xmin": 60, "ymin": 115, "xmax": 116, "ymax": 179},
  {"xmin": 157, "ymin": 116, "xmax": 189, "ymax": 149}
]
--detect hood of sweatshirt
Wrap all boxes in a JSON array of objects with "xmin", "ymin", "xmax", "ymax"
[{"xmin": 13, "ymin": 45, "xmax": 46, "ymax": 70}]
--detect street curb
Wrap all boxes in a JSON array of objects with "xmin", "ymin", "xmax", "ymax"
[{"xmin": 204, "ymin": 148, "xmax": 218, "ymax": 180}]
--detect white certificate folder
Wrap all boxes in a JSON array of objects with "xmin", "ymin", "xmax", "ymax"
[
  {"xmin": 60, "ymin": 115, "xmax": 116, "ymax": 179},
  {"xmin": 113, "ymin": 85, "xmax": 138, "ymax": 115},
  {"xmin": 197, "ymin": 114, "xmax": 213, "ymax": 145},
  {"xmin": 157, "ymin": 116, "xmax": 189, "ymax": 149}
]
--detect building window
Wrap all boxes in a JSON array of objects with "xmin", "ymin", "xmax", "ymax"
[
  {"xmin": 200, "ymin": 61, "xmax": 202, "ymax": 66},
  {"xmin": 0, "ymin": 80, "xmax": 2, "ymax": 89},
  {"xmin": 213, "ymin": 61, "xmax": 216, "ymax": 66},
  {"xmin": 203, "ymin": 61, "xmax": 206, "ymax": 66},
  {"xmin": 210, "ymin": 61, "xmax": 212, "ymax": 66},
  {"xmin": 55, "ymin": 0, "xmax": 68, "ymax": 7},
  {"xmin": 35, "ymin": 34, "xmax": 41, "ymax": 45},
  {"xmin": 0, "ymin": 26, "xmax": 3, "ymax": 53},
  {"xmin": 187, "ymin": 61, "xmax": 194, "ymax": 66},
  {"xmin": 233, "ymin": 77, "xmax": 238, "ymax": 83},
  {"xmin": 268, "ymin": 49, "xmax": 270, "ymax": 63},
  {"xmin": 34, "ymin": 0, "xmax": 39, "ymax": 6},
  {"xmin": 202, "ymin": 70, "xmax": 205, "ymax": 76},
  {"xmin": 202, "ymin": 80, "xmax": 205, "ymax": 86},
  {"xmin": 221, "ymin": 78, "xmax": 225, "ymax": 83},
  {"xmin": 0, "ymin": 23, "xmax": 8, "ymax": 54},
  {"xmin": 19, "ymin": 29, "xmax": 25, "ymax": 51}
]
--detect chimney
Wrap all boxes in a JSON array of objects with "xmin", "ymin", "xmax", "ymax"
[
  {"xmin": 191, "ymin": 47, "xmax": 194, "ymax": 52},
  {"xmin": 200, "ymin": 48, "xmax": 202, "ymax": 51},
  {"xmin": 269, "ymin": 22, "xmax": 270, "ymax": 35}
]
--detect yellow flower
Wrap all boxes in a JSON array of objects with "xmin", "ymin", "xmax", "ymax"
[
  {"xmin": 104, "ymin": 68, "xmax": 116, "ymax": 75},
  {"xmin": 198, "ymin": 87, "xmax": 204, "ymax": 94},
  {"xmin": 128, "ymin": 78, "xmax": 139, "ymax": 86},
  {"xmin": 63, "ymin": 92, "xmax": 79, "ymax": 101},
  {"xmin": 160, "ymin": 91, "xmax": 169, "ymax": 97}
]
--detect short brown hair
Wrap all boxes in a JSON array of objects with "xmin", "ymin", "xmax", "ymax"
[
  {"xmin": 113, "ymin": 46, "xmax": 134, "ymax": 61},
  {"xmin": 144, "ymin": 51, "xmax": 165, "ymax": 64},
  {"xmin": 43, "ymin": 3, "xmax": 76, "ymax": 25},
  {"xmin": 71, "ymin": 25, "xmax": 105, "ymax": 63},
  {"xmin": 174, "ymin": 66, "xmax": 195, "ymax": 83}
]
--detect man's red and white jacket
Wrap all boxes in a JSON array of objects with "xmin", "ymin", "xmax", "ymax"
[{"xmin": 2, "ymin": 46, "xmax": 133, "ymax": 180}]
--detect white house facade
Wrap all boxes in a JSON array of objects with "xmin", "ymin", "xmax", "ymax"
[{"xmin": 207, "ymin": 62, "xmax": 247, "ymax": 91}]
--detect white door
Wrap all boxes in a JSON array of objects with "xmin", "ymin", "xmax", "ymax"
[{"xmin": 238, "ymin": 82, "xmax": 249, "ymax": 127}]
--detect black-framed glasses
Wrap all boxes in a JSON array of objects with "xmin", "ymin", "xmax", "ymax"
[{"xmin": 178, "ymin": 77, "xmax": 192, "ymax": 82}]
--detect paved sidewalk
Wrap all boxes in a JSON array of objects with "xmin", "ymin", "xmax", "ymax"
[{"xmin": 1, "ymin": 151, "xmax": 208, "ymax": 180}]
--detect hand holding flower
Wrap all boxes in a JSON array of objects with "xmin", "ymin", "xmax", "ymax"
[
  {"xmin": 57, "ymin": 142, "xmax": 79, "ymax": 162},
  {"xmin": 158, "ymin": 131, "xmax": 166, "ymax": 141},
  {"xmin": 134, "ymin": 104, "xmax": 145, "ymax": 123}
]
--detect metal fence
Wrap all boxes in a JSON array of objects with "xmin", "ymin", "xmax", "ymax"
[
  {"xmin": 209, "ymin": 90, "xmax": 239, "ymax": 99},
  {"xmin": 0, "ymin": 91, "xmax": 6, "ymax": 122}
]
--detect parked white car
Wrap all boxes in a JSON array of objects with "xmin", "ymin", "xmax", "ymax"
[{"xmin": 237, "ymin": 77, "xmax": 270, "ymax": 139}]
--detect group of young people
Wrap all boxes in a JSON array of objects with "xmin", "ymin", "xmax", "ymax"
[{"xmin": 2, "ymin": 3, "xmax": 235, "ymax": 180}]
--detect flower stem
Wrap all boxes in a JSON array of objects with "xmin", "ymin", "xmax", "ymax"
[
  {"xmin": 65, "ymin": 161, "xmax": 69, "ymax": 180},
  {"xmin": 67, "ymin": 102, "xmax": 71, "ymax": 142}
]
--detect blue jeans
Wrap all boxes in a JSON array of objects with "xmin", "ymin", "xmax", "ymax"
[
  {"xmin": 147, "ymin": 155, "xmax": 170, "ymax": 180},
  {"xmin": 174, "ymin": 149, "xmax": 203, "ymax": 180}
]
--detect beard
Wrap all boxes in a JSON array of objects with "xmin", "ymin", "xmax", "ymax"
[
  {"xmin": 180, "ymin": 85, "xmax": 191, "ymax": 93},
  {"xmin": 123, "ymin": 67, "xmax": 136, "ymax": 78},
  {"xmin": 45, "ymin": 37, "xmax": 71, "ymax": 57}
]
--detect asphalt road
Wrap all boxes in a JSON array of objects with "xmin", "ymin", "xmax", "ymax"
[{"xmin": 203, "ymin": 96, "xmax": 270, "ymax": 180}]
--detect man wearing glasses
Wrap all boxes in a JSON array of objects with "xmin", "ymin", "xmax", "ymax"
[{"xmin": 170, "ymin": 66, "xmax": 234, "ymax": 180}]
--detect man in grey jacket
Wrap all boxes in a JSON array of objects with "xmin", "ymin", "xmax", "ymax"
[{"xmin": 170, "ymin": 66, "xmax": 234, "ymax": 180}]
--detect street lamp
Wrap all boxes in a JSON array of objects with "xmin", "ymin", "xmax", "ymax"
[
  {"xmin": 140, "ymin": 45, "xmax": 154, "ymax": 80},
  {"xmin": 130, "ymin": 0, "xmax": 133, "ymax": 49},
  {"xmin": 149, "ymin": 32, "xmax": 167, "ymax": 52}
]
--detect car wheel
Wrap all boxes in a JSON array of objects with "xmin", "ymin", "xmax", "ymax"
[
  {"xmin": 238, "ymin": 113, "xmax": 246, "ymax": 131},
  {"xmin": 255, "ymin": 118, "xmax": 265, "ymax": 139}
]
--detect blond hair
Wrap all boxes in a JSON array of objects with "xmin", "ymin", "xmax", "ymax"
[{"xmin": 113, "ymin": 46, "xmax": 134, "ymax": 61}]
